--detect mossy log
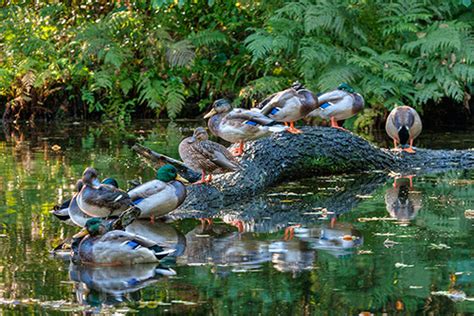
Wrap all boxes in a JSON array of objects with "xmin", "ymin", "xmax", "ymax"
[{"xmin": 133, "ymin": 126, "xmax": 474, "ymax": 211}]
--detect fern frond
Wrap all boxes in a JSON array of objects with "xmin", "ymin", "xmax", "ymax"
[
  {"xmin": 188, "ymin": 30, "xmax": 227, "ymax": 47},
  {"xmin": 244, "ymin": 31, "xmax": 274, "ymax": 62},
  {"xmin": 165, "ymin": 80, "xmax": 185, "ymax": 119},
  {"xmin": 166, "ymin": 40, "xmax": 195, "ymax": 67}
]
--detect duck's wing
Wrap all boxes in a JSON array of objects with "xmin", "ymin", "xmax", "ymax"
[
  {"xmin": 101, "ymin": 231, "xmax": 176, "ymax": 258},
  {"xmin": 259, "ymin": 88, "xmax": 298, "ymax": 115},
  {"xmin": 199, "ymin": 140, "xmax": 241, "ymax": 171},
  {"xmin": 226, "ymin": 108, "xmax": 274, "ymax": 125},
  {"xmin": 317, "ymin": 89, "xmax": 347, "ymax": 105},
  {"xmin": 128, "ymin": 180, "xmax": 167, "ymax": 200}
]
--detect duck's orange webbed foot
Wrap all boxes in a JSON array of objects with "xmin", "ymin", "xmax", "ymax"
[
  {"xmin": 231, "ymin": 141, "xmax": 245, "ymax": 157},
  {"xmin": 287, "ymin": 121, "xmax": 303, "ymax": 134},
  {"xmin": 403, "ymin": 147, "xmax": 416, "ymax": 154},
  {"xmin": 284, "ymin": 224, "xmax": 301, "ymax": 241},
  {"xmin": 330, "ymin": 117, "xmax": 348, "ymax": 131}
]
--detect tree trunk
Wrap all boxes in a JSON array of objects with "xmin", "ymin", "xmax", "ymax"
[{"xmin": 133, "ymin": 126, "xmax": 474, "ymax": 211}]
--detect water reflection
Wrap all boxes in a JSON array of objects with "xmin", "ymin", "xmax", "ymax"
[
  {"xmin": 385, "ymin": 176, "xmax": 422, "ymax": 223},
  {"xmin": 69, "ymin": 263, "xmax": 175, "ymax": 307}
]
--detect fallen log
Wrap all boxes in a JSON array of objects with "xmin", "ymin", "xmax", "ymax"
[{"xmin": 133, "ymin": 126, "xmax": 474, "ymax": 211}]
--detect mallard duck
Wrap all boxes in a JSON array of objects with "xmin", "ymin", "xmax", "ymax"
[
  {"xmin": 76, "ymin": 167, "xmax": 132, "ymax": 218},
  {"xmin": 178, "ymin": 127, "xmax": 241, "ymax": 184},
  {"xmin": 73, "ymin": 218, "xmax": 176, "ymax": 265},
  {"xmin": 258, "ymin": 85, "xmax": 318, "ymax": 134},
  {"xmin": 52, "ymin": 178, "xmax": 120, "ymax": 226},
  {"xmin": 385, "ymin": 105, "xmax": 422, "ymax": 153},
  {"xmin": 307, "ymin": 83, "xmax": 364, "ymax": 130},
  {"xmin": 127, "ymin": 165, "xmax": 188, "ymax": 222},
  {"xmin": 204, "ymin": 99, "xmax": 287, "ymax": 156},
  {"xmin": 385, "ymin": 176, "xmax": 421, "ymax": 222}
]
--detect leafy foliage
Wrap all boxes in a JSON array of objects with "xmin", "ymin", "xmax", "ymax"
[{"xmin": 245, "ymin": 0, "xmax": 474, "ymax": 126}]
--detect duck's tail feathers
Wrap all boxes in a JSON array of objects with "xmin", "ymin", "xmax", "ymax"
[
  {"xmin": 153, "ymin": 247, "xmax": 176, "ymax": 260},
  {"xmin": 154, "ymin": 267, "xmax": 177, "ymax": 276},
  {"xmin": 267, "ymin": 125, "xmax": 288, "ymax": 133}
]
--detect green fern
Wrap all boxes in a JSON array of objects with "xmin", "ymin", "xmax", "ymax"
[{"xmin": 165, "ymin": 80, "xmax": 185, "ymax": 119}]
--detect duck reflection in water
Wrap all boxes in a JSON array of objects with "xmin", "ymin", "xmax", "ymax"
[
  {"xmin": 69, "ymin": 262, "xmax": 175, "ymax": 308},
  {"xmin": 296, "ymin": 222, "xmax": 363, "ymax": 258},
  {"xmin": 269, "ymin": 239, "xmax": 315, "ymax": 274},
  {"xmin": 178, "ymin": 220, "xmax": 271, "ymax": 273},
  {"xmin": 385, "ymin": 175, "xmax": 422, "ymax": 223}
]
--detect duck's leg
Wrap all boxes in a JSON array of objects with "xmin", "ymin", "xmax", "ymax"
[
  {"xmin": 193, "ymin": 170, "xmax": 207, "ymax": 184},
  {"xmin": 284, "ymin": 224, "xmax": 301, "ymax": 241},
  {"xmin": 205, "ymin": 174, "xmax": 213, "ymax": 183},
  {"xmin": 391, "ymin": 139, "xmax": 402, "ymax": 152},
  {"xmin": 330, "ymin": 117, "xmax": 348, "ymax": 131},
  {"xmin": 231, "ymin": 141, "xmax": 245, "ymax": 157},
  {"xmin": 287, "ymin": 121, "xmax": 303, "ymax": 134},
  {"xmin": 403, "ymin": 139, "xmax": 416, "ymax": 153},
  {"xmin": 150, "ymin": 215, "xmax": 155, "ymax": 224},
  {"xmin": 230, "ymin": 220, "xmax": 245, "ymax": 233}
]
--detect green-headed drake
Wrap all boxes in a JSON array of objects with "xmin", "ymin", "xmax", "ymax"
[
  {"xmin": 76, "ymin": 168, "xmax": 132, "ymax": 218},
  {"xmin": 73, "ymin": 218, "xmax": 176, "ymax": 265},
  {"xmin": 385, "ymin": 105, "xmax": 422, "ymax": 153},
  {"xmin": 128, "ymin": 165, "xmax": 188, "ymax": 222},
  {"xmin": 307, "ymin": 83, "xmax": 364, "ymax": 130},
  {"xmin": 178, "ymin": 127, "xmax": 241, "ymax": 184},
  {"xmin": 204, "ymin": 99, "xmax": 287, "ymax": 156},
  {"xmin": 258, "ymin": 84, "xmax": 318, "ymax": 134}
]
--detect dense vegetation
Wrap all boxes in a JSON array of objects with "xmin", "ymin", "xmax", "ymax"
[{"xmin": 0, "ymin": 0, "xmax": 473, "ymax": 128}]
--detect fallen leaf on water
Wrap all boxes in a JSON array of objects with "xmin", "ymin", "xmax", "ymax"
[
  {"xmin": 465, "ymin": 210, "xmax": 474, "ymax": 219},
  {"xmin": 357, "ymin": 250, "xmax": 373, "ymax": 255},
  {"xmin": 358, "ymin": 217, "xmax": 398, "ymax": 222},
  {"xmin": 384, "ymin": 238, "xmax": 400, "ymax": 248},
  {"xmin": 51, "ymin": 144, "xmax": 61, "ymax": 151},
  {"xmin": 409, "ymin": 286, "xmax": 423, "ymax": 289},
  {"xmin": 429, "ymin": 243, "xmax": 451, "ymax": 250},
  {"xmin": 356, "ymin": 194, "xmax": 373, "ymax": 199},
  {"xmin": 395, "ymin": 263, "xmax": 414, "ymax": 268},
  {"xmin": 374, "ymin": 232, "xmax": 396, "ymax": 236},
  {"xmin": 171, "ymin": 300, "xmax": 198, "ymax": 305}
]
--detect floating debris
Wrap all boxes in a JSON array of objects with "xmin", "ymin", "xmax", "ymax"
[
  {"xmin": 384, "ymin": 238, "xmax": 400, "ymax": 248},
  {"xmin": 395, "ymin": 263, "xmax": 414, "ymax": 268},
  {"xmin": 358, "ymin": 217, "xmax": 398, "ymax": 222},
  {"xmin": 357, "ymin": 250, "xmax": 373, "ymax": 255},
  {"xmin": 465, "ymin": 210, "xmax": 474, "ymax": 219},
  {"xmin": 430, "ymin": 290, "xmax": 474, "ymax": 302},
  {"xmin": 429, "ymin": 243, "xmax": 451, "ymax": 250},
  {"xmin": 374, "ymin": 232, "xmax": 396, "ymax": 236},
  {"xmin": 171, "ymin": 300, "xmax": 198, "ymax": 305},
  {"xmin": 355, "ymin": 194, "xmax": 373, "ymax": 199},
  {"xmin": 409, "ymin": 286, "xmax": 423, "ymax": 289}
]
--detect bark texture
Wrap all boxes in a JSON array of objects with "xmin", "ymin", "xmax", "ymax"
[{"xmin": 133, "ymin": 126, "xmax": 474, "ymax": 211}]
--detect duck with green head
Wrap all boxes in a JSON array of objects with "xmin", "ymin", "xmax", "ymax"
[
  {"xmin": 385, "ymin": 105, "xmax": 422, "ymax": 153},
  {"xmin": 306, "ymin": 83, "xmax": 364, "ymax": 130},
  {"xmin": 204, "ymin": 99, "xmax": 287, "ymax": 156},
  {"xmin": 73, "ymin": 218, "xmax": 176, "ymax": 265},
  {"xmin": 128, "ymin": 164, "xmax": 188, "ymax": 222},
  {"xmin": 76, "ymin": 167, "xmax": 132, "ymax": 218},
  {"xmin": 258, "ymin": 84, "xmax": 319, "ymax": 134},
  {"xmin": 178, "ymin": 127, "xmax": 241, "ymax": 184}
]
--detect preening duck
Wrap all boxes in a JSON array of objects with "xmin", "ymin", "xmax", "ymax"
[
  {"xmin": 307, "ymin": 83, "xmax": 364, "ymax": 130},
  {"xmin": 204, "ymin": 99, "xmax": 287, "ymax": 156},
  {"xmin": 385, "ymin": 105, "xmax": 422, "ymax": 153}
]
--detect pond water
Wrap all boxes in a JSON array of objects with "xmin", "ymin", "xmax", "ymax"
[{"xmin": 0, "ymin": 121, "xmax": 473, "ymax": 315}]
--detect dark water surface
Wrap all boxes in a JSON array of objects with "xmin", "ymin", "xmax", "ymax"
[{"xmin": 0, "ymin": 121, "xmax": 473, "ymax": 315}]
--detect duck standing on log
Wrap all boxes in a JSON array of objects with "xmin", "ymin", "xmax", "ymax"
[
  {"xmin": 204, "ymin": 99, "xmax": 287, "ymax": 156},
  {"xmin": 258, "ymin": 83, "xmax": 319, "ymax": 134},
  {"xmin": 127, "ymin": 164, "xmax": 188, "ymax": 223},
  {"xmin": 178, "ymin": 127, "xmax": 241, "ymax": 184},
  {"xmin": 306, "ymin": 83, "xmax": 364, "ymax": 130},
  {"xmin": 385, "ymin": 106, "xmax": 422, "ymax": 153}
]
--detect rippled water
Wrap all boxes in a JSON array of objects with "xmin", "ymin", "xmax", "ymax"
[{"xmin": 0, "ymin": 121, "xmax": 473, "ymax": 315}]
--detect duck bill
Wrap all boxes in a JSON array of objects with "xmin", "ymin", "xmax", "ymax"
[
  {"xmin": 73, "ymin": 228, "xmax": 89, "ymax": 239},
  {"xmin": 203, "ymin": 108, "xmax": 217, "ymax": 119},
  {"xmin": 176, "ymin": 174, "xmax": 189, "ymax": 184}
]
